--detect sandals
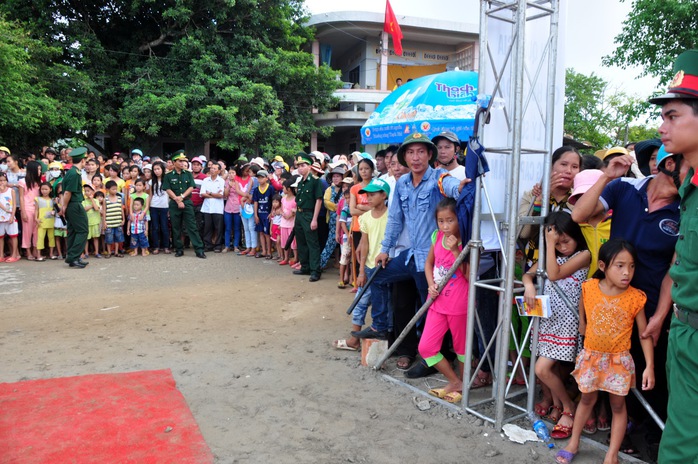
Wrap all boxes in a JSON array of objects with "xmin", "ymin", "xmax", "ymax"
[
  {"xmin": 534, "ymin": 402, "xmax": 552, "ymax": 417},
  {"xmin": 597, "ymin": 416, "xmax": 610, "ymax": 432},
  {"xmin": 428, "ymin": 388, "xmax": 448, "ymax": 399},
  {"xmin": 333, "ymin": 339, "xmax": 359, "ymax": 351},
  {"xmin": 547, "ymin": 405, "xmax": 563, "ymax": 422},
  {"xmin": 582, "ymin": 418, "xmax": 597, "ymax": 435},
  {"xmin": 555, "ymin": 449, "xmax": 576, "ymax": 464},
  {"xmin": 551, "ymin": 411, "xmax": 575, "ymax": 439},
  {"xmin": 443, "ymin": 391, "xmax": 463, "ymax": 404},
  {"xmin": 396, "ymin": 355, "xmax": 413, "ymax": 370},
  {"xmin": 470, "ymin": 371, "xmax": 493, "ymax": 389},
  {"xmin": 337, "ymin": 281, "xmax": 347, "ymax": 289}
]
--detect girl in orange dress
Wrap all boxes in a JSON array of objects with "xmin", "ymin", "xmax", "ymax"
[{"xmin": 555, "ymin": 239, "xmax": 655, "ymax": 464}]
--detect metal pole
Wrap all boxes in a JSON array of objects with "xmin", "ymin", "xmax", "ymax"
[
  {"xmin": 345, "ymin": 267, "xmax": 382, "ymax": 315},
  {"xmin": 493, "ymin": 0, "xmax": 527, "ymax": 431}
]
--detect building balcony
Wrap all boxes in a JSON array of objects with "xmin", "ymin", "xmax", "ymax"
[{"xmin": 314, "ymin": 88, "xmax": 391, "ymax": 128}]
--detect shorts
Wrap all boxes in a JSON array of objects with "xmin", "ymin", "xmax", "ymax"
[
  {"xmin": 105, "ymin": 226, "xmax": 124, "ymax": 244},
  {"xmin": 87, "ymin": 224, "xmax": 101, "ymax": 240},
  {"xmin": 254, "ymin": 213, "xmax": 271, "ymax": 235},
  {"xmin": 0, "ymin": 221, "xmax": 19, "ymax": 237},
  {"xmin": 130, "ymin": 232, "xmax": 149, "ymax": 249},
  {"xmin": 54, "ymin": 228, "xmax": 67, "ymax": 237},
  {"xmin": 270, "ymin": 223, "xmax": 281, "ymax": 242},
  {"xmin": 339, "ymin": 240, "xmax": 351, "ymax": 265}
]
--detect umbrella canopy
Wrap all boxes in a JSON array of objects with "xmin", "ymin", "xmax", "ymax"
[{"xmin": 361, "ymin": 70, "xmax": 479, "ymax": 145}]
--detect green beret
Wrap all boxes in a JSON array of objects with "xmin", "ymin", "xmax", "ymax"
[
  {"xmin": 69, "ymin": 147, "xmax": 88, "ymax": 160},
  {"xmin": 396, "ymin": 133, "xmax": 437, "ymax": 167}
]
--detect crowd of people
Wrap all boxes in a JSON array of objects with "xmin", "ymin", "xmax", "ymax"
[{"xmin": 1, "ymin": 49, "xmax": 697, "ymax": 464}]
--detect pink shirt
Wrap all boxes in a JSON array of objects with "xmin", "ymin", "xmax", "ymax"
[
  {"xmin": 431, "ymin": 230, "xmax": 469, "ymax": 315},
  {"xmin": 224, "ymin": 176, "xmax": 241, "ymax": 214},
  {"xmin": 18, "ymin": 179, "xmax": 39, "ymax": 213},
  {"xmin": 280, "ymin": 196, "xmax": 296, "ymax": 228}
]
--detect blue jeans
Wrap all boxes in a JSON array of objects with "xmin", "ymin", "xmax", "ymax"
[
  {"xmin": 224, "ymin": 211, "xmax": 241, "ymax": 249},
  {"xmin": 150, "ymin": 207, "xmax": 170, "ymax": 249},
  {"xmin": 351, "ymin": 265, "xmax": 375, "ymax": 327},
  {"xmin": 369, "ymin": 250, "xmax": 428, "ymax": 333},
  {"xmin": 241, "ymin": 214, "xmax": 257, "ymax": 249}
]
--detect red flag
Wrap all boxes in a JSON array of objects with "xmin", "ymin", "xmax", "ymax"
[{"xmin": 383, "ymin": 0, "xmax": 403, "ymax": 56}]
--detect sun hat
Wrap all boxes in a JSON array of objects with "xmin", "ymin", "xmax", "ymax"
[
  {"xmin": 569, "ymin": 169, "xmax": 604, "ymax": 205},
  {"xmin": 143, "ymin": 163, "xmax": 153, "ymax": 171},
  {"xmin": 310, "ymin": 162, "xmax": 324, "ymax": 175},
  {"xmin": 634, "ymin": 138, "xmax": 662, "ymax": 175},
  {"xmin": 326, "ymin": 166, "xmax": 346, "ymax": 183},
  {"xmin": 241, "ymin": 203, "xmax": 254, "ymax": 218},
  {"xmin": 396, "ymin": 132, "xmax": 437, "ymax": 167},
  {"xmin": 191, "ymin": 156, "xmax": 205, "ymax": 165}
]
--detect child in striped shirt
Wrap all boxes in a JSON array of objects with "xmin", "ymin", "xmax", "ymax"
[{"xmin": 102, "ymin": 180, "xmax": 125, "ymax": 258}]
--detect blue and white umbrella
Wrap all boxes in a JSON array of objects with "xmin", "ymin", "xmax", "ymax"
[{"xmin": 361, "ymin": 70, "xmax": 479, "ymax": 145}]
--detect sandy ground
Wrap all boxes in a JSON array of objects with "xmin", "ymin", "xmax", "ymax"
[{"xmin": 0, "ymin": 253, "xmax": 638, "ymax": 463}]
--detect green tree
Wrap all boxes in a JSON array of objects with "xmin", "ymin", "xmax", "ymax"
[
  {"xmin": 0, "ymin": 14, "xmax": 90, "ymax": 150},
  {"xmin": 564, "ymin": 68, "xmax": 655, "ymax": 149},
  {"xmin": 603, "ymin": 0, "xmax": 698, "ymax": 85},
  {"xmin": 1, "ymin": 0, "xmax": 339, "ymax": 155}
]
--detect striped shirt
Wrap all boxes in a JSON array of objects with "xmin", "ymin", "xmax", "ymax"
[{"xmin": 104, "ymin": 195, "xmax": 123, "ymax": 227}]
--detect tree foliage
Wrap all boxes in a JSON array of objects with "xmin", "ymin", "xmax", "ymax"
[
  {"xmin": 603, "ymin": 0, "xmax": 698, "ymax": 85},
  {"xmin": 564, "ymin": 68, "xmax": 656, "ymax": 150},
  {"xmin": 0, "ymin": 0, "xmax": 340, "ymax": 155}
]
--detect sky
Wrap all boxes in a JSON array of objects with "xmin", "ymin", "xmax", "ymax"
[{"xmin": 302, "ymin": 0, "xmax": 660, "ymax": 99}]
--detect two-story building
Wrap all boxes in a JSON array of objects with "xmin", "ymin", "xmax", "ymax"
[{"xmin": 307, "ymin": 9, "xmax": 479, "ymax": 154}]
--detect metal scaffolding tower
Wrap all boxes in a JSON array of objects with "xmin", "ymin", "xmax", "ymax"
[{"xmin": 461, "ymin": 0, "xmax": 562, "ymax": 430}]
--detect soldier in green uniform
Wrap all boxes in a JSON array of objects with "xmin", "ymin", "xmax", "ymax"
[
  {"xmin": 293, "ymin": 153, "xmax": 324, "ymax": 282},
  {"xmin": 652, "ymin": 50, "xmax": 698, "ymax": 464},
  {"xmin": 61, "ymin": 147, "xmax": 89, "ymax": 268},
  {"xmin": 162, "ymin": 151, "xmax": 206, "ymax": 259}
]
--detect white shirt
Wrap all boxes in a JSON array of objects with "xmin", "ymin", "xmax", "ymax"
[{"xmin": 200, "ymin": 175, "xmax": 225, "ymax": 214}]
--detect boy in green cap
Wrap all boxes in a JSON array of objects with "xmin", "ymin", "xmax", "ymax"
[{"xmin": 651, "ymin": 49, "xmax": 698, "ymax": 464}]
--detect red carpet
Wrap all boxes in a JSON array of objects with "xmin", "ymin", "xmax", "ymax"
[{"xmin": 0, "ymin": 369, "xmax": 213, "ymax": 463}]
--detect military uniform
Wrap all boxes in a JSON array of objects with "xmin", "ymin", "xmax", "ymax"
[
  {"xmin": 650, "ymin": 50, "xmax": 698, "ymax": 464},
  {"xmin": 162, "ymin": 154, "xmax": 204, "ymax": 255},
  {"xmin": 294, "ymin": 154, "xmax": 324, "ymax": 279},
  {"xmin": 63, "ymin": 149, "xmax": 88, "ymax": 265}
]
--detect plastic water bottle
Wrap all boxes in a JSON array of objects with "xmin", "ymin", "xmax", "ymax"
[{"xmin": 528, "ymin": 411, "xmax": 554, "ymax": 448}]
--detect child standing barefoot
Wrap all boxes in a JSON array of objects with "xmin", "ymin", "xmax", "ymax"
[
  {"xmin": 419, "ymin": 198, "xmax": 470, "ymax": 403},
  {"xmin": 555, "ymin": 239, "xmax": 654, "ymax": 464},
  {"xmin": 82, "ymin": 185, "xmax": 102, "ymax": 258}
]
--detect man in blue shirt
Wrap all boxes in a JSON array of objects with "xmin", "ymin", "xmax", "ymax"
[{"xmin": 352, "ymin": 133, "xmax": 468, "ymax": 341}]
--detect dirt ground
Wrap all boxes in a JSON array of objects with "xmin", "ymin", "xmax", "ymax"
[{"xmin": 1, "ymin": 254, "xmax": 637, "ymax": 463}]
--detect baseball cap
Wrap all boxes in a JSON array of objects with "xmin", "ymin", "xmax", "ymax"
[{"xmin": 358, "ymin": 178, "xmax": 391, "ymax": 196}]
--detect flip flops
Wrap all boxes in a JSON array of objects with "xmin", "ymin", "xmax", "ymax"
[
  {"xmin": 555, "ymin": 449, "xmax": 576, "ymax": 464},
  {"xmin": 428, "ymin": 388, "xmax": 448, "ymax": 399},
  {"xmin": 471, "ymin": 371, "xmax": 492, "ymax": 389},
  {"xmin": 333, "ymin": 339, "xmax": 358, "ymax": 351},
  {"xmin": 582, "ymin": 418, "xmax": 597, "ymax": 435},
  {"xmin": 597, "ymin": 416, "xmax": 611, "ymax": 432}
]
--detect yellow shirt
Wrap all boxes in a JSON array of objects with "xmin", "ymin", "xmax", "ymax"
[
  {"xmin": 359, "ymin": 208, "xmax": 388, "ymax": 270},
  {"xmin": 580, "ymin": 215, "xmax": 612, "ymax": 277}
]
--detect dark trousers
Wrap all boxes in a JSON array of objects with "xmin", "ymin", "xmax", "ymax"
[
  {"xmin": 370, "ymin": 251, "xmax": 429, "ymax": 334},
  {"xmin": 294, "ymin": 211, "xmax": 321, "ymax": 274},
  {"xmin": 475, "ymin": 252, "xmax": 500, "ymax": 373},
  {"xmin": 391, "ymin": 278, "xmax": 421, "ymax": 357},
  {"xmin": 203, "ymin": 213, "xmax": 224, "ymax": 251},
  {"xmin": 169, "ymin": 200, "xmax": 204, "ymax": 253},
  {"xmin": 64, "ymin": 202, "xmax": 88, "ymax": 263},
  {"xmin": 150, "ymin": 206, "xmax": 170, "ymax": 250}
]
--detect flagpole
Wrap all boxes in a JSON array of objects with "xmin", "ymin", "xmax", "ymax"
[{"xmin": 380, "ymin": 31, "xmax": 388, "ymax": 91}]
